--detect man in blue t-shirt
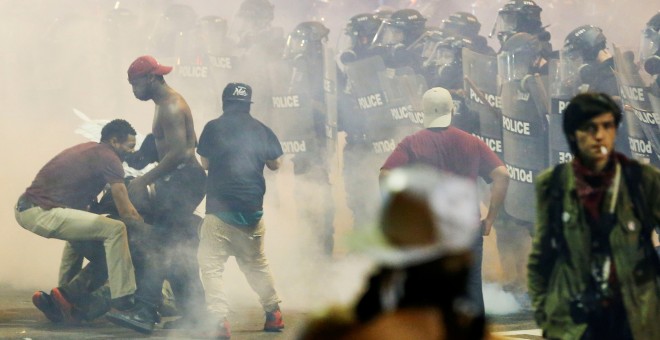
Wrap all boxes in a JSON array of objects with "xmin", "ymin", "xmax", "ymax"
[{"xmin": 196, "ymin": 82, "xmax": 284, "ymax": 338}]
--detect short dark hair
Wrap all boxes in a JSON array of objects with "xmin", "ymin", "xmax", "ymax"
[
  {"xmin": 562, "ymin": 92, "xmax": 622, "ymax": 153},
  {"xmin": 101, "ymin": 119, "xmax": 137, "ymax": 143}
]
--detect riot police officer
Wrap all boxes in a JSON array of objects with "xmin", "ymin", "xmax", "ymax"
[
  {"xmin": 339, "ymin": 13, "xmax": 383, "ymax": 65},
  {"xmin": 337, "ymin": 13, "xmax": 385, "ymax": 234},
  {"xmin": 147, "ymin": 4, "xmax": 198, "ymax": 58},
  {"xmin": 280, "ymin": 21, "xmax": 336, "ymax": 256},
  {"xmin": 491, "ymin": 0, "xmax": 554, "ymax": 58},
  {"xmin": 641, "ymin": 12, "xmax": 660, "ymax": 85},
  {"xmin": 420, "ymin": 33, "xmax": 479, "ymax": 134},
  {"xmin": 562, "ymin": 25, "xmax": 618, "ymax": 96},
  {"xmin": 495, "ymin": 32, "xmax": 550, "ymax": 304},
  {"xmin": 441, "ymin": 11, "xmax": 494, "ymax": 55},
  {"xmin": 231, "ymin": 0, "xmax": 285, "ymax": 56},
  {"xmin": 371, "ymin": 8, "xmax": 427, "ymax": 70}
]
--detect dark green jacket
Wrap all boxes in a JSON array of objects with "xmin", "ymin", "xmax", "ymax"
[{"xmin": 528, "ymin": 158, "xmax": 660, "ymax": 340}]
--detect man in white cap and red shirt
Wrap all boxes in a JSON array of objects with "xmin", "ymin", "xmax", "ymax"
[
  {"xmin": 106, "ymin": 55, "xmax": 207, "ymax": 334},
  {"xmin": 380, "ymin": 87, "xmax": 510, "ymax": 312}
]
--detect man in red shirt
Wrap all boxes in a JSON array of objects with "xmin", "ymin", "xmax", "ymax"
[
  {"xmin": 380, "ymin": 87, "xmax": 510, "ymax": 311},
  {"xmin": 15, "ymin": 119, "xmax": 142, "ymax": 329}
]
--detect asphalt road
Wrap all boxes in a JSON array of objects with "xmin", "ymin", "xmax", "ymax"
[{"xmin": 0, "ymin": 286, "xmax": 542, "ymax": 340}]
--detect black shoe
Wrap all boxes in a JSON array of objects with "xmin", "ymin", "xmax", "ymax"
[
  {"xmin": 110, "ymin": 293, "xmax": 135, "ymax": 311},
  {"xmin": 106, "ymin": 303, "xmax": 157, "ymax": 334},
  {"xmin": 75, "ymin": 286, "xmax": 112, "ymax": 321},
  {"xmin": 32, "ymin": 291, "xmax": 63, "ymax": 323}
]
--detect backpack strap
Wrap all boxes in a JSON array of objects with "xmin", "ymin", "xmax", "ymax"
[
  {"xmin": 621, "ymin": 161, "xmax": 660, "ymax": 273},
  {"xmin": 547, "ymin": 163, "xmax": 567, "ymax": 256}
]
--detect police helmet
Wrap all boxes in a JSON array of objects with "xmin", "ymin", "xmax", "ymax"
[
  {"xmin": 563, "ymin": 25, "xmax": 606, "ymax": 62},
  {"xmin": 492, "ymin": 0, "xmax": 543, "ymax": 44},
  {"xmin": 284, "ymin": 21, "xmax": 329, "ymax": 59},
  {"xmin": 238, "ymin": 0, "xmax": 275, "ymax": 24},
  {"xmin": 641, "ymin": 12, "xmax": 660, "ymax": 74},
  {"xmin": 442, "ymin": 12, "xmax": 481, "ymax": 38},
  {"xmin": 388, "ymin": 9, "xmax": 427, "ymax": 45},
  {"xmin": 346, "ymin": 13, "xmax": 382, "ymax": 41},
  {"xmin": 163, "ymin": 4, "xmax": 198, "ymax": 32}
]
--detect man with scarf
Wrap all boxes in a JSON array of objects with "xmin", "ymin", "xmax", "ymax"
[{"xmin": 528, "ymin": 92, "xmax": 660, "ymax": 340}]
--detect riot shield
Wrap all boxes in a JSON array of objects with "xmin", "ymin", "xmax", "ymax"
[
  {"xmin": 267, "ymin": 59, "xmax": 321, "ymax": 165},
  {"xmin": 498, "ymin": 51, "xmax": 549, "ymax": 224},
  {"xmin": 165, "ymin": 30, "xmax": 220, "ymax": 126},
  {"xmin": 383, "ymin": 66, "xmax": 427, "ymax": 141},
  {"xmin": 462, "ymin": 48, "xmax": 503, "ymax": 158},
  {"xmin": 547, "ymin": 58, "xmax": 576, "ymax": 165},
  {"xmin": 612, "ymin": 46, "xmax": 660, "ymax": 166},
  {"xmin": 323, "ymin": 45, "xmax": 339, "ymax": 159}
]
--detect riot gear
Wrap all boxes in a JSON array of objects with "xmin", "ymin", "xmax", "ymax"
[
  {"xmin": 371, "ymin": 9, "xmax": 427, "ymax": 69},
  {"xmin": 641, "ymin": 12, "xmax": 660, "ymax": 75},
  {"xmin": 340, "ymin": 13, "xmax": 382, "ymax": 62},
  {"xmin": 498, "ymin": 32, "xmax": 545, "ymax": 84},
  {"xmin": 231, "ymin": 0, "xmax": 280, "ymax": 50},
  {"xmin": 442, "ymin": 12, "xmax": 481, "ymax": 39},
  {"xmin": 196, "ymin": 16, "xmax": 229, "ymax": 54},
  {"xmin": 373, "ymin": 9, "xmax": 427, "ymax": 48},
  {"xmin": 563, "ymin": 25, "xmax": 606, "ymax": 63},
  {"xmin": 148, "ymin": 4, "xmax": 198, "ymax": 57},
  {"xmin": 238, "ymin": 0, "xmax": 275, "ymax": 29},
  {"xmin": 422, "ymin": 35, "xmax": 472, "ymax": 89},
  {"xmin": 283, "ymin": 21, "xmax": 330, "ymax": 61},
  {"xmin": 498, "ymin": 32, "xmax": 549, "ymax": 223},
  {"xmin": 491, "ymin": 0, "xmax": 543, "ymax": 44}
]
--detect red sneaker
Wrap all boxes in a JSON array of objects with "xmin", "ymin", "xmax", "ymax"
[
  {"xmin": 197, "ymin": 319, "xmax": 231, "ymax": 339},
  {"xmin": 32, "ymin": 291, "xmax": 63, "ymax": 323},
  {"xmin": 50, "ymin": 288, "xmax": 77, "ymax": 323},
  {"xmin": 217, "ymin": 319, "xmax": 231, "ymax": 339},
  {"xmin": 263, "ymin": 309, "xmax": 284, "ymax": 332}
]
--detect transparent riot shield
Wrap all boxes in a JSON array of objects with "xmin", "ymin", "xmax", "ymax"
[
  {"xmin": 165, "ymin": 27, "xmax": 219, "ymax": 125},
  {"xmin": 344, "ymin": 55, "xmax": 398, "ymax": 162},
  {"xmin": 383, "ymin": 66, "xmax": 427, "ymax": 142},
  {"xmin": 498, "ymin": 50, "xmax": 549, "ymax": 224},
  {"xmin": 547, "ymin": 58, "xmax": 576, "ymax": 165},
  {"xmin": 462, "ymin": 48, "xmax": 503, "ymax": 158},
  {"xmin": 267, "ymin": 59, "xmax": 319, "ymax": 162},
  {"xmin": 612, "ymin": 46, "xmax": 660, "ymax": 166}
]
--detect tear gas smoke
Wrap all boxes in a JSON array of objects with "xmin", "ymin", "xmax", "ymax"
[{"xmin": 1, "ymin": 0, "xmax": 658, "ymax": 318}]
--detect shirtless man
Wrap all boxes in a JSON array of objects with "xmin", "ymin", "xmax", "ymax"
[{"xmin": 106, "ymin": 55, "xmax": 207, "ymax": 334}]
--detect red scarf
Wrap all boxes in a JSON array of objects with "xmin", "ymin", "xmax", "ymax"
[{"xmin": 572, "ymin": 155, "xmax": 617, "ymax": 221}]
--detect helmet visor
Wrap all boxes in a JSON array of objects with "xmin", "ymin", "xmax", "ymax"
[
  {"xmin": 372, "ymin": 21, "xmax": 405, "ymax": 47},
  {"xmin": 640, "ymin": 27, "xmax": 660, "ymax": 62}
]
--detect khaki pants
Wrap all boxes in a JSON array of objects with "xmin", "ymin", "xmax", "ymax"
[
  {"xmin": 198, "ymin": 214, "xmax": 280, "ymax": 319},
  {"xmin": 15, "ymin": 202, "xmax": 136, "ymax": 299}
]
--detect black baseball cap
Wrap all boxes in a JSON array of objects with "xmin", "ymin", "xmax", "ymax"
[{"xmin": 222, "ymin": 82, "xmax": 253, "ymax": 103}]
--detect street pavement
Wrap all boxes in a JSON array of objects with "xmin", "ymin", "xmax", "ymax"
[{"xmin": 0, "ymin": 285, "xmax": 542, "ymax": 339}]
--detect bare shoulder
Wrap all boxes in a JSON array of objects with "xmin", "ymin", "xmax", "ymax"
[{"xmin": 157, "ymin": 91, "xmax": 190, "ymax": 125}]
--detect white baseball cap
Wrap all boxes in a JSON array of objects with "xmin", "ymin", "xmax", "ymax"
[{"xmin": 422, "ymin": 87, "xmax": 454, "ymax": 128}]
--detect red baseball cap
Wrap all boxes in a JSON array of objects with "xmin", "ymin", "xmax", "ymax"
[{"xmin": 127, "ymin": 55, "xmax": 173, "ymax": 79}]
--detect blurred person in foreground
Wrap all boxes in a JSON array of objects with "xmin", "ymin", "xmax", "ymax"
[
  {"xmin": 106, "ymin": 55, "xmax": 207, "ymax": 334},
  {"xmin": 528, "ymin": 92, "xmax": 660, "ymax": 340},
  {"xmin": 195, "ymin": 83, "xmax": 285, "ymax": 339},
  {"xmin": 15, "ymin": 119, "xmax": 142, "ymax": 330},
  {"xmin": 300, "ymin": 165, "xmax": 499, "ymax": 340},
  {"xmin": 380, "ymin": 87, "xmax": 510, "ymax": 312}
]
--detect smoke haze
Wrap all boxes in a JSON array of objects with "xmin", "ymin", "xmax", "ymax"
[{"xmin": 1, "ymin": 0, "xmax": 658, "ymax": 317}]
